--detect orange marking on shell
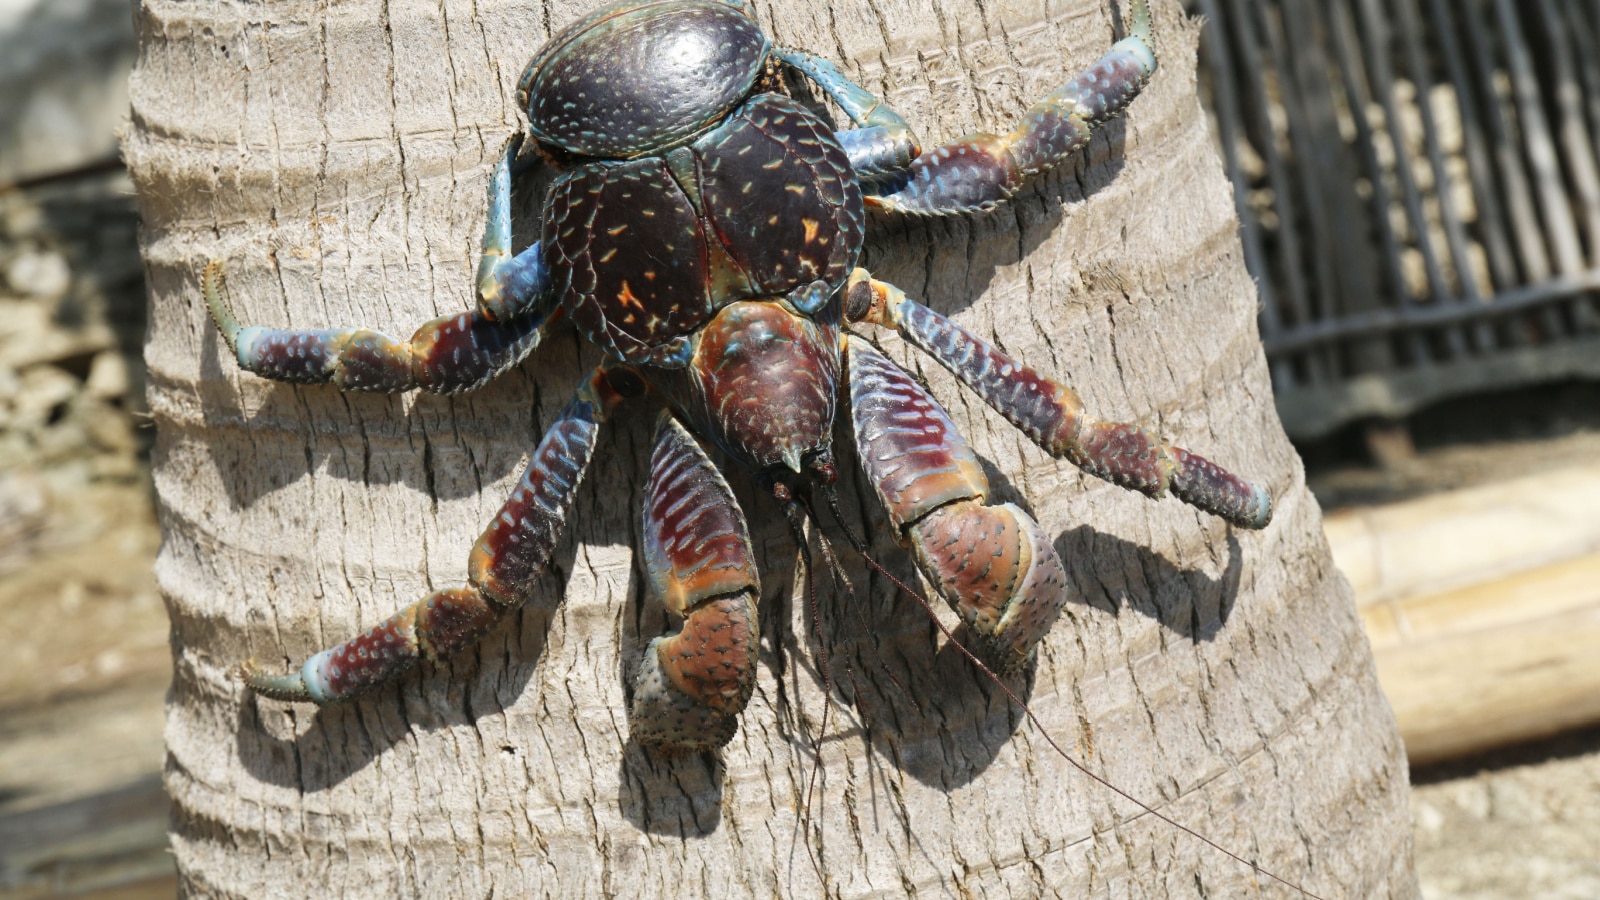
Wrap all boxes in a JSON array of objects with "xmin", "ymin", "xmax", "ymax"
[
  {"xmin": 802, "ymin": 218, "xmax": 820, "ymax": 243},
  {"xmin": 617, "ymin": 280, "xmax": 645, "ymax": 309}
]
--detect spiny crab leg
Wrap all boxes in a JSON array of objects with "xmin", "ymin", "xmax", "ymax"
[
  {"xmin": 629, "ymin": 412, "xmax": 761, "ymax": 752},
  {"xmin": 239, "ymin": 366, "xmax": 630, "ymax": 703},
  {"xmin": 847, "ymin": 337, "xmax": 1072, "ymax": 674},
  {"xmin": 201, "ymin": 135, "xmax": 553, "ymax": 396},
  {"xmin": 474, "ymin": 132, "xmax": 554, "ymax": 322},
  {"xmin": 858, "ymin": 0, "xmax": 1156, "ymax": 214},
  {"xmin": 202, "ymin": 260, "xmax": 556, "ymax": 395},
  {"xmin": 844, "ymin": 271, "xmax": 1273, "ymax": 530},
  {"xmin": 770, "ymin": 47, "xmax": 921, "ymax": 180}
]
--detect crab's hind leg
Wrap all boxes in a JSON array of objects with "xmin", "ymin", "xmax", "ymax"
[
  {"xmin": 846, "ymin": 337, "xmax": 1070, "ymax": 674},
  {"xmin": 864, "ymin": 0, "xmax": 1156, "ymax": 214},
  {"xmin": 629, "ymin": 412, "xmax": 761, "ymax": 752},
  {"xmin": 845, "ymin": 272, "xmax": 1272, "ymax": 529},
  {"xmin": 204, "ymin": 135, "xmax": 555, "ymax": 395},
  {"xmin": 239, "ymin": 366, "xmax": 628, "ymax": 703}
]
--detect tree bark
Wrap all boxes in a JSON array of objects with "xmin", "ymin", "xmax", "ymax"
[{"xmin": 127, "ymin": 0, "xmax": 1417, "ymax": 895}]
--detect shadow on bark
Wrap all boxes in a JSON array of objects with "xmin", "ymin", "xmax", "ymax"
[
  {"xmin": 230, "ymin": 551, "xmax": 581, "ymax": 792},
  {"xmin": 614, "ymin": 743, "xmax": 727, "ymax": 837},
  {"xmin": 798, "ymin": 461, "xmax": 1244, "ymax": 793}
]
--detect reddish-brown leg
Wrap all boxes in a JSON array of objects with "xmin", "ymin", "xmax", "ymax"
[
  {"xmin": 202, "ymin": 258, "xmax": 555, "ymax": 395},
  {"xmin": 629, "ymin": 413, "xmax": 761, "ymax": 752},
  {"xmin": 860, "ymin": 0, "xmax": 1156, "ymax": 214},
  {"xmin": 239, "ymin": 367, "xmax": 627, "ymax": 703},
  {"xmin": 847, "ymin": 337, "xmax": 1072, "ymax": 674},
  {"xmin": 844, "ymin": 272, "xmax": 1272, "ymax": 529}
]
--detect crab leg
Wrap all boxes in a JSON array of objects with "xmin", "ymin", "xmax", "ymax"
[
  {"xmin": 202, "ymin": 136, "xmax": 553, "ymax": 395},
  {"xmin": 845, "ymin": 272, "xmax": 1272, "ymax": 529},
  {"xmin": 202, "ymin": 260, "xmax": 556, "ymax": 394},
  {"xmin": 629, "ymin": 413, "xmax": 761, "ymax": 752},
  {"xmin": 863, "ymin": 0, "xmax": 1156, "ymax": 214},
  {"xmin": 474, "ymin": 132, "xmax": 554, "ymax": 322},
  {"xmin": 771, "ymin": 47, "xmax": 921, "ymax": 180},
  {"xmin": 847, "ymin": 337, "xmax": 1070, "ymax": 673},
  {"xmin": 240, "ymin": 367, "xmax": 627, "ymax": 703}
]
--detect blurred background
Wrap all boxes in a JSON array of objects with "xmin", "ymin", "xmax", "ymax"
[{"xmin": 1, "ymin": 0, "xmax": 1597, "ymax": 896}]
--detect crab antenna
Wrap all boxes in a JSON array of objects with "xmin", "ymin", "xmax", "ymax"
[
  {"xmin": 778, "ymin": 497, "xmax": 832, "ymax": 890},
  {"xmin": 816, "ymin": 490, "xmax": 1322, "ymax": 900},
  {"xmin": 802, "ymin": 489, "xmax": 920, "ymax": 712}
]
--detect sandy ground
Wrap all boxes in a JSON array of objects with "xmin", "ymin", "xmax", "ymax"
[{"xmin": 1412, "ymin": 727, "xmax": 1600, "ymax": 900}]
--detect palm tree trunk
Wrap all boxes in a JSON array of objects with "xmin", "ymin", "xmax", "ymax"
[{"xmin": 127, "ymin": 0, "xmax": 1417, "ymax": 895}]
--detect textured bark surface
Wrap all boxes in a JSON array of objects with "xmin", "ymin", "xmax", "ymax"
[{"xmin": 127, "ymin": 0, "xmax": 1418, "ymax": 895}]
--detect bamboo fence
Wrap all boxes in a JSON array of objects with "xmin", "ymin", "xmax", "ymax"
[{"xmin": 1191, "ymin": 0, "xmax": 1600, "ymax": 439}]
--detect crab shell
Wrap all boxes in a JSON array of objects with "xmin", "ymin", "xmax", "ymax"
[{"xmin": 516, "ymin": 0, "xmax": 771, "ymax": 159}]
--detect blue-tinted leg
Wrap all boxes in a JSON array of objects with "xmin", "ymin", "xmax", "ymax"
[
  {"xmin": 772, "ymin": 47, "xmax": 921, "ymax": 180},
  {"xmin": 202, "ymin": 261, "xmax": 555, "ymax": 395},
  {"xmin": 475, "ymin": 132, "xmax": 552, "ymax": 322}
]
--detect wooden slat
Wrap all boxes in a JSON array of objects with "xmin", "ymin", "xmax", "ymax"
[
  {"xmin": 1425, "ymin": 0, "xmax": 1518, "ymax": 302},
  {"xmin": 1459, "ymin": 0, "xmax": 1559, "ymax": 342},
  {"xmin": 1328, "ymin": 0, "xmax": 1415, "ymax": 367},
  {"xmin": 1365, "ymin": 554, "xmax": 1600, "ymax": 765},
  {"xmin": 1194, "ymin": 0, "xmax": 1600, "ymax": 439},
  {"xmin": 1394, "ymin": 0, "xmax": 1493, "ymax": 353},
  {"xmin": 1195, "ymin": 0, "xmax": 1301, "ymax": 389},
  {"xmin": 1534, "ymin": 0, "xmax": 1600, "ymax": 271},
  {"xmin": 1495, "ymin": 0, "xmax": 1586, "ymax": 345},
  {"xmin": 1326, "ymin": 463, "xmax": 1600, "ymax": 765},
  {"xmin": 1264, "ymin": 267, "xmax": 1600, "ymax": 352},
  {"xmin": 1277, "ymin": 0, "xmax": 1382, "ymax": 379},
  {"xmin": 1325, "ymin": 462, "xmax": 1600, "ymax": 608},
  {"xmin": 1275, "ymin": 332, "xmax": 1600, "ymax": 438},
  {"xmin": 1534, "ymin": 0, "xmax": 1600, "ymax": 330},
  {"xmin": 1356, "ymin": 0, "xmax": 1459, "ymax": 359},
  {"xmin": 1221, "ymin": 0, "xmax": 1321, "ymax": 346}
]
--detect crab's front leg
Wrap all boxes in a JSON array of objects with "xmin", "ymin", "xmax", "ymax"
[
  {"xmin": 203, "ymin": 135, "xmax": 555, "ymax": 395},
  {"xmin": 629, "ymin": 413, "xmax": 761, "ymax": 752},
  {"xmin": 845, "ymin": 272, "xmax": 1272, "ymax": 530},
  {"xmin": 240, "ymin": 366, "xmax": 630, "ymax": 703},
  {"xmin": 475, "ymin": 132, "xmax": 554, "ymax": 322},
  {"xmin": 847, "ymin": 337, "xmax": 1071, "ymax": 673},
  {"xmin": 820, "ymin": 0, "xmax": 1155, "ymax": 214}
]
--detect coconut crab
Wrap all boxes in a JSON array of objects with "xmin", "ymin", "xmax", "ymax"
[{"xmin": 202, "ymin": 0, "xmax": 1270, "ymax": 756}]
